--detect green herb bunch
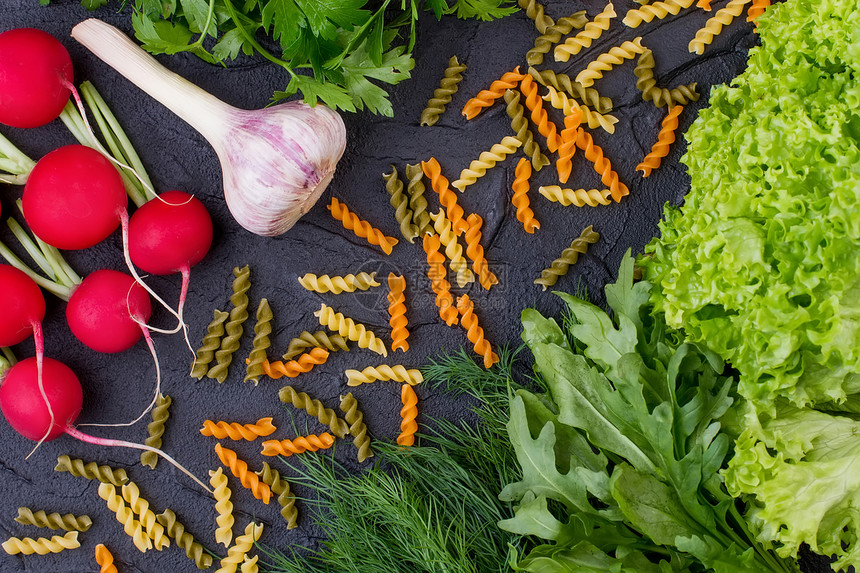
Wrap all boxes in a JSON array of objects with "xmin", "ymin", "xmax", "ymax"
[{"xmin": 60, "ymin": 0, "xmax": 517, "ymax": 116}]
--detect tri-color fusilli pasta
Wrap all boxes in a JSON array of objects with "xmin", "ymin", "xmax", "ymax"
[
  {"xmin": 261, "ymin": 433, "xmax": 335, "ymax": 457},
  {"xmin": 214, "ymin": 444, "xmax": 272, "ymax": 504},
  {"xmin": 554, "ymin": 3, "xmax": 616, "ymax": 62},
  {"xmin": 420, "ymin": 55, "xmax": 467, "ymax": 127},
  {"xmin": 315, "ymin": 304, "xmax": 388, "ymax": 357},
  {"xmin": 298, "ymin": 272, "xmax": 380, "ymax": 294},
  {"xmin": 339, "ymin": 393, "xmax": 374, "ymax": 463},
  {"xmin": 345, "ymin": 365, "xmax": 424, "ymax": 387},
  {"xmin": 575, "ymin": 37, "xmax": 645, "ymax": 87},
  {"xmin": 451, "ymin": 136, "xmax": 522, "ymax": 192},
  {"xmin": 244, "ymin": 298, "xmax": 273, "ymax": 385},
  {"xmin": 327, "ymin": 198, "xmax": 399, "ymax": 255},
  {"xmin": 278, "ymin": 385, "xmax": 350, "ymax": 438},
  {"xmin": 383, "ymin": 166, "xmax": 419, "ymax": 243},
  {"xmin": 534, "ymin": 226, "xmax": 601, "ymax": 290},
  {"xmin": 2, "ymin": 531, "xmax": 79, "ymax": 555}
]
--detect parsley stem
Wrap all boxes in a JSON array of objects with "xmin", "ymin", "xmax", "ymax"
[
  {"xmin": 221, "ymin": 0, "xmax": 294, "ymax": 75},
  {"xmin": 190, "ymin": 0, "xmax": 216, "ymax": 50}
]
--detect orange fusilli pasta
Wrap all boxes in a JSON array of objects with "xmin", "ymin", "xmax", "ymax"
[
  {"xmin": 556, "ymin": 103, "xmax": 583, "ymax": 184},
  {"xmin": 397, "ymin": 384, "xmax": 418, "ymax": 447},
  {"xmin": 261, "ymin": 433, "xmax": 335, "ymax": 457},
  {"xmin": 463, "ymin": 214, "xmax": 498, "ymax": 290},
  {"xmin": 95, "ymin": 544, "xmax": 117, "ymax": 573},
  {"xmin": 575, "ymin": 128, "xmax": 629, "ymax": 202},
  {"xmin": 520, "ymin": 75, "xmax": 561, "ymax": 152},
  {"xmin": 636, "ymin": 105, "xmax": 683, "ymax": 177},
  {"xmin": 457, "ymin": 295, "xmax": 499, "ymax": 369},
  {"xmin": 257, "ymin": 349, "xmax": 330, "ymax": 379},
  {"xmin": 214, "ymin": 444, "xmax": 272, "ymax": 504},
  {"xmin": 327, "ymin": 197, "xmax": 399, "ymax": 255},
  {"xmin": 421, "ymin": 158, "xmax": 468, "ymax": 235},
  {"xmin": 511, "ymin": 158, "xmax": 539, "ymax": 234},
  {"xmin": 387, "ymin": 273, "xmax": 409, "ymax": 353},
  {"xmin": 746, "ymin": 0, "xmax": 770, "ymax": 24},
  {"xmin": 422, "ymin": 234, "xmax": 458, "ymax": 326},
  {"xmin": 461, "ymin": 67, "xmax": 525, "ymax": 120}
]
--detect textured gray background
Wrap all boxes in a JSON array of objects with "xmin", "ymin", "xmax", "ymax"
[{"xmin": 0, "ymin": 1, "xmax": 832, "ymax": 572}]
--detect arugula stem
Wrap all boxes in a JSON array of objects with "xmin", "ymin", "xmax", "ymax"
[{"xmin": 221, "ymin": 0, "xmax": 295, "ymax": 75}]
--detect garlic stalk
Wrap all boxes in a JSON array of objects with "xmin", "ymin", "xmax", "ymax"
[{"xmin": 71, "ymin": 19, "xmax": 347, "ymax": 237}]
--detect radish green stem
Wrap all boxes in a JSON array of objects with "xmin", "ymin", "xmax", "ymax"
[
  {"xmin": 7, "ymin": 219, "xmax": 54, "ymax": 278},
  {"xmin": 1, "ymin": 347, "xmax": 15, "ymax": 366},
  {"xmin": 0, "ymin": 131, "xmax": 35, "ymax": 184},
  {"xmin": 0, "ymin": 239, "xmax": 73, "ymax": 300},
  {"xmin": 64, "ymin": 425, "xmax": 213, "ymax": 495}
]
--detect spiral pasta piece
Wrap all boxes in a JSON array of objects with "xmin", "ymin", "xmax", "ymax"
[
  {"xmin": 461, "ymin": 66, "xmax": 525, "ymax": 120},
  {"xmin": 283, "ymin": 330, "xmax": 348, "ymax": 360},
  {"xmin": 456, "ymin": 295, "xmax": 500, "ymax": 369},
  {"xmin": 541, "ymin": 86, "xmax": 618, "ymax": 134},
  {"xmin": 527, "ymin": 11, "xmax": 588, "ymax": 66},
  {"xmin": 575, "ymin": 37, "xmax": 645, "ymax": 87},
  {"xmin": 511, "ymin": 158, "xmax": 539, "ymax": 234},
  {"xmin": 55, "ymin": 455, "xmax": 128, "ymax": 486},
  {"xmin": 520, "ymin": 75, "xmax": 561, "ymax": 152},
  {"xmin": 345, "ymin": 365, "xmax": 424, "ymax": 387},
  {"xmin": 140, "ymin": 393, "xmax": 172, "ymax": 469},
  {"xmin": 2, "ymin": 531, "xmax": 79, "ymax": 555},
  {"xmin": 278, "ymin": 385, "xmax": 350, "ymax": 438},
  {"xmin": 120, "ymin": 482, "xmax": 169, "ymax": 550},
  {"xmin": 422, "ymin": 234, "xmax": 458, "ymax": 326},
  {"xmin": 387, "ymin": 273, "xmax": 409, "ymax": 353},
  {"xmin": 201, "ymin": 418, "xmax": 277, "ymax": 441},
  {"xmin": 430, "ymin": 210, "xmax": 474, "ymax": 287},
  {"xmin": 503, "ymin": 89, "xmax": 549, "ymax": 171},
  {"xmin": 421, "ymin": 157, "xmax": 468, "ymax": 235},
  {"xmin": 528, "ymin": 67, "xmax": 613, "ymax": 114},
  {"xmin": 697, "ymin": 0, "xmax": 713, "ymax": 10},
  {"xmin": 463, "ymin": 213, "xmax": 498, "ymax": 290},
  {"xmin": 327, "ymin": 197, "xmax": 399, "ymax": 255},
  {"xmin": 208, "ymin": 265, "xmax": 251, "ymax": 383},
  {"xmin": 156, "ymin": 509, "xmax": 213, "ymax": 569},
  {"xmin": 339, "ymin": 393, "xmax": 374, "ymax": 463},
  {"xmin": 98, "ymin": 482, "xmax": 151, "ymax": 553},
  {"xmin": 191, "ymin": 309, "xmax": 228, "ymax": 379},
  {"xmin": 518, "ymin": 0, "xmax": 554, "ymax": 33},
  {"xmin": 258, "ymin": 350, "xmax": 330, "ymax": 380},
  {"xmin": 404, "ymin": 163, "xmax": 433, "ymax": 235},
  {"xmin": 242, "ymin": 555, "xmax": 260, "ymax": 573},
  {"xmin": 298, "ymin": 272, "xmax": 380, "ymax": 294},
  {"xmin": 535, "ymin": 226, "xmax": 600, "ymax": 290},
  {"xmin": 397, "ymin": 384, "xmax": 419, "ymax": 447},
  {"xmin": 381, "ymin": 166, "xmax": 419, "ymax": 243},
  {"xmin": 315, "ymin": 304, "xmax": 388, "ymax": 357},
  {"xmin": 209, "ymin": 467, "xmax": 234, "ymax": 547},
  {"xmin": 575, "ymin": 128, "xmax": 629, "ymax": 202},
  {"xmin": 214, "ymin": 444, "xmax": 272, "ymax": 504},
  {"xmin": 95, "ymin": 544, "xmax": 117, "ymax": 573},
  {"xmin": 633, "ymin": 49, "xmax": 700, "ymax": 108},
  {"xmin": 556, "ymin": 104, "xmax": 583, "ymax": 184},
  {"xmin": 554, "ymin": 3, "xmax": 616, "ymax": 62},
  {"xmin": 216, "ymin": 522, "xmax": 263, "ymax": 573},
  {"xmin": 689, "ymin": 0, "xmax": 751, "ymax": 54},
  {"xmin": 261, "ymin": 433, "xmax": 336, "ymax": 457},
  {"xmin": 14, "ymin": 508, "xmax": 92, "ymax": 532},
  {"xmin": 746, "ymin": 0, "xmax": 770, "ymax": 24},
  {"xmin": 622, "ymin": 0, "xmax": 696, "ymax": 26},
  {"xmin": 256, "ymin": 463, "xmax": 298, "ymax": 528},
  {"xmin": 420, "ymin": 55, "xmax": 467, "ymax": 126},
  {"xmin": 539, "ymin": 185, "xmax": 613, "ymax": 207},
  {"xmin": 244, "ymin": 299, "xmax": 273, "ymax": 385},
  {"xmin": 451, "ymin": 136, "xmax": 522, "ymax": 192},
  {"xmin": 636, "ymin": 104, "xmax": 683, "ymax": 177}
]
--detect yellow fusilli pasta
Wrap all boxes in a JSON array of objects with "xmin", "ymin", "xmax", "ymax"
[
  {"xmin": 420, "ymin": 55, "xmax": 467, "ymax": 126},
  {"xmin": 256, "ymin": 463, "xmax": 298, "ymax": 528},
  {"xmin": 98, "ymin": 482, "xmax": 151, "ymax": 553},
  {"xmin": 430, "ymin": 210, "xmax": 474, "ymax": 288},
  {"xmin": 156, "ymin": 509, "xmax": 213, "ymax": 569},
  {"xmin": 141, "ymin": 393, "xmax": 172, "ymax": 469},
  {"xmin": 278, "ymin": 385, "xmax": 350, "ymax": 438},
  {"xmin": 241, "ymin": 555, "xmax": 260, "ymax": 573},
  {"xmin": 345, "ymin": 365, "xmax": 424, "ymax": 387},
  {"xmin": 535, "ymin": 226, "xmax": 601, "ymax": 290},
  {"xmin": 201, "ymin": 418, "xmax": 277, "ymax": 441},
  {"xmin": 210, "ymin": 467, "xmax": 234, "ymax": 548},
  {"xmin": 383, "ymin": 166, "xmax": 420, "ymax": 243},
  {"xmin": 339, "ymin": 393, "xmax": 374, "ymax": 463},
  {"xmin": 688, "ymin": 0, "xmax": 752, "ymax": 54},
  {"xmin": 120, "ymin": 482, "xmax": 170, "ymax": 550},
  {"xmin": 2, "ymin": 531, "xmax": 79, "ymax": 555},
  {"xmin": 261, "ymin": 433, "xmax": 336, "ymax": 457},
  {"xmin": 216, "ymin": 522, "xmax": 263, "ymax": 573},
  {"xmin": 527, "ymin": 12, "xmax": 588, "ymax": 66},
  {"xmin": 283, "ymin": 330, "xmax": 349, "ymax": 360},
  {"xmin": 528, "ymin": 66, "xmax": 613, "ymax": 114},
  {"xmin": 451, "ymin": 135, "xmax": 522, "ymax": 192},
  {"xmin": 541, "ymin": 85, "xmax": 618, "ymax": 134},
  {"xmin": 315, "ymin": 304, "xmax": 388, "ymax": 357},
  {"xmin": 244, "ymin": 298, "xmax": 273, "ymax": 385},
  {"xmin": 298, "ymin": 272, "xmax": 380, "ymax": 294},
  {"xmin": 554, "ymin": 3, "xmax": 616, "ymax": 62},
  {"xmin": 14, "ymin": 508, "xmax": 92, "ymax": 532},
  {"xmin": 575, "ymin": 37, "xmax": 645, "ymax": 87},
  {"xmin": 503, "ymin": 89, "xmax": 550, "ymax": 171},
  {"xmin": 622, "ymin": 0, "xmax": 696, "ymax": 27},
  {"xmin": 191, "ymin": 309, "xmax": 228, "ymax": 379},
  {"xmin": 539, "ymin": 185, "xmax": 613, "ymax": 207},
  {"xmin": 215, "ymin": 444, "xmax": 272, "ymax": 504},
  {"xmin": 398, "ymin": 384, "xmax": 419, "ymax": 447},
  {"xmin": 55, "ymin": 455, "xmax": 128, "ymax": 486}
]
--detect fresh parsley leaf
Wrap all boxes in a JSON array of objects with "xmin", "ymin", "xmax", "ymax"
[
  {"xmin": 294, "ymin": 0, "xmax": 369, "ymax": 40},
  {"xmin": 277, "ymin": 74, "xmax": 356, "ymax": 112},
  {"xmin": 81, "ymin": 0, "xmax": 109, "ymax": 9},
  {"xmin": 341, "ymin": 43, "xmax": 414, "ymax": 116},
  {"xmin": 451, "ymin": 0, "xmax": 518, "ymax": 21},
  {"xmin": 178, "ymin": 0, "xmax": 212, "ymax": 35},
  {"xmin": 260, "ymin": 0, "xmax": 303, "ymax": 51},
  {"xmin": 212, "ymin": 27, "xmax": 255, "ymax": 61}
]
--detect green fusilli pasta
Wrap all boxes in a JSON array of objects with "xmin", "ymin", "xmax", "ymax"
[
  {"xmin": 14, "ymin": 508, "xmax": 92, "ymax": 532},
  {"xmin": 404, "ymin": 163, "xmax": 433, "ymax": 236},
  {"xmin": 383, "ymin": 166, "xmax": 419, "ymax": 243},
  {"xmin": 54, "ymin": 455, "xmax": 128, "ymax": 486},
  {"xmin": 244, "ymin": 298, "xmax": 273, "ymax": 385},
  {"xmin": 420, "ymin": 55, "xmax": 467, "ymax": 126},
  {"xmin": 190, "ymin": 309, "xmax": 228, "ymax": 379},
  {"xmin": 278, "ymin": 385, "xmax": 349, "ymax": 438},
  {"xmin": 140, "ymin": 393, "xmax": 172, "ymax": 469},
  {"xmin": 207, "ymin": 265, "xmax": 251, "ymax": 383}
]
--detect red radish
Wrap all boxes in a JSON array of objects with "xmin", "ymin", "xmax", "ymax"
[
  {"xmin": 0, "ymin": 28, "xmax": 74, "ymax": 129},
  {"xmin": 66, "ymin": 270, "xmax": 152, "ymax": 353},
  {"xmin": 0, "ymin": 265, "xmax": 46, "ymax": 347},
  {"xmin": 0, "ymin": 356, "xmax": 210, "ymax": 492},
  {"xmin": 22, "ymin": 144, "xmax": 128, "ymax": 250}
]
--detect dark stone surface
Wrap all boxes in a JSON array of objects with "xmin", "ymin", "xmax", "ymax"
[{"xmin": 0, "ymin": 1, "xmax": 834, "ymax": 572}]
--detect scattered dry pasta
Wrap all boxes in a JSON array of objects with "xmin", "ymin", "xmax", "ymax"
[
  {"xmin": 421, "ymin": 157, "xmax": 468, "ymax": 235},
  {"xmin": 430, "ymin": 210, "xmax": 474, "ymax": 287},
  {"xmin": 120, "ymin": 482, "xmax": 170, "ymax": 550},
  {"xmin": 241, "ymin": 555, "xmax": 260, "ymax": 573},
  {"xmin": 244, "ymin": 298, "xmax": 273, "ymax": 385},
  {"xmin": 518, "ymin": 0, "xmax": 554, "ymax": 33},
  {"xmin": 457, "ymin": 295, "xmax": 499, "ymax": 369},
  {"xmin": 257, "ymin": 463, "xmax": 298, "ymax": 529},
  {"xmin": 14, "ymin": 508, "xmax": 92, "ymax": 532},
  {"xmin": 258, "ymin": 350, "xmax": 330, "ymax": 379},
  {"xmin": 327, "ymin": 197, "xmax": 399, "ymax": 255},
  {"xmin": 404, "ymin": 163, "xmax": 433, "ymax": 235},
  {"xmin": 636, "ymin": 105, "xmax": 683, "ymax": 176},
  {"xmin": 575, "ymin": 128, "xmax": 629, "ymax": 202},
  {"xmin": 298, "ymin": 272, "xmax": 379, "ymax": 294},
  {"xmin": 2, "ymin": 531, "xmax": 79, "ymax": 555},
  {"xmin": 339, "ymin": 393, "xmax": 374, "ymax": 463},
  {"xmin": 511, "ymin": 158, "xmax": 539, "ymax": 234},
  {"xmin": 527, "ymin": 11, "xmax": 588, "ymax": 66},
  {"xmin": 283, "ymin": 330, "xmax": 349, "ymax": 360},
  {"xmin": 420, "ymin": 55, "xmax": 466, "ymax": 126},
  {"xmin": 520, "ymin": 75, "xmax": 561, "ymax": 152},
  {"xmin": 210, "ymin": 467, "xmax": 234, "ymax": 547},
  {"xmin": 387, "ymin": 273, "xmax": 409, "ymax": 353},
  {"xmin": 539, "ymin": 185, "xmax": 613, "ymax": 207},
  {"xmin": 633, "ymin": 49, "xmax": 700, "ymax": 108},
  {"xmin": 345, "ymin": 365, "xmax": 424, "ymax": 387},
  {"xmin": 55, "ymin": 455, "xmax": 128, "ymax": 486},
  {"xmin": 215, "ymin": 444, "xmax": 272, "ymax": 504},
  {"xmin": 554, "ymin": 3, "xmax": 616, "ymax": 62},
  {"xmin": 140, "ymin": 393, "xmax": 172, "ymax": 469},
  {"xmin": 461, "ymin": 67, "xmax": 525, "ymax": 120},
  {"xmin": 95, "ymin": 543, "xmax": 117, "ymax": 573},
  {"xmin": 201, "ymin": 418, "xmax": 277, "ymax": 441},
  {"xmin": 216, "ymin": 522, "xmax": 262, "ymax": 573},
  {"xmin": 451, "ymin": 135, "xmax": 522, "ymax": 192},
  {"xmin": 422, "ymin": 234, "xmax": 458, "ymax": 326},
  {"xmin": 503, "ymin": 89, "xmax": 550, "ymax": 171},
  {"xmin": 556, "ymin": 103, "xmax": 583, "ymax": 184},
  {"xmin": 315, "ymin": 304, "xmax": 388, "ymax": 357},
  {"xmin": 278, "ymin": 385, "xmax": 350, "ymax": 438},
  {"xmin": 575, "ymin": 37, "xmax": 645, "ymax": 87},
  {"xmin": 541, "ymin": 85, "xmax": 618, "ymax": 134},
  {"xmin": 697, "ymin": 0, "xmax": 713, "ymax": 10},
  {"xmin": 156, "ymin": 509, "xmax": 213, "ymax": 569},
  {"xmin": 191, "ymin": 309, "xmax": 228, "ymax": 379},
  {"xmin": 261, "ymin": 433, "xmax": 336, "ymax": 457},
  {"xmin": 535, "ymin": 226, "xmax": 600, "ymax": 290},
  {"xmin": 383, "ymin": 166, "xmax": 419, "ymax": 243},
  {"xmin": 397, "ymin": 384, "xmax": 419, "ymax": 447},
  {"xmin": 623, "ymin": 0, "xmax": 696, "ymax": 27},
  {"xmin": 98, "ymin": 482, "xmax": 151, "ymax": 553},
  {"xmin": 528, "ymin": 66, "xmax": 613, "ymax": 114},
  {"xmin": 463, "ymin": 213, "xmax": 498, "ymax": 290},
  {"xmin": 208, "ymin": 265, "xmax": 251, "ymax": 383},
  {"xmin": 689, "ymin": 0, "xmax": 751, "ymax": 54},
  {"xmin": 746, "ymin": 0, "xmax": 770, "ymax": 24}
]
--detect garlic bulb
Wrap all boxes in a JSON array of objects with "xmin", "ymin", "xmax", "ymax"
[{"xmin": 71, "ymin": 19, "xmax": 346, "ymax": 236}]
